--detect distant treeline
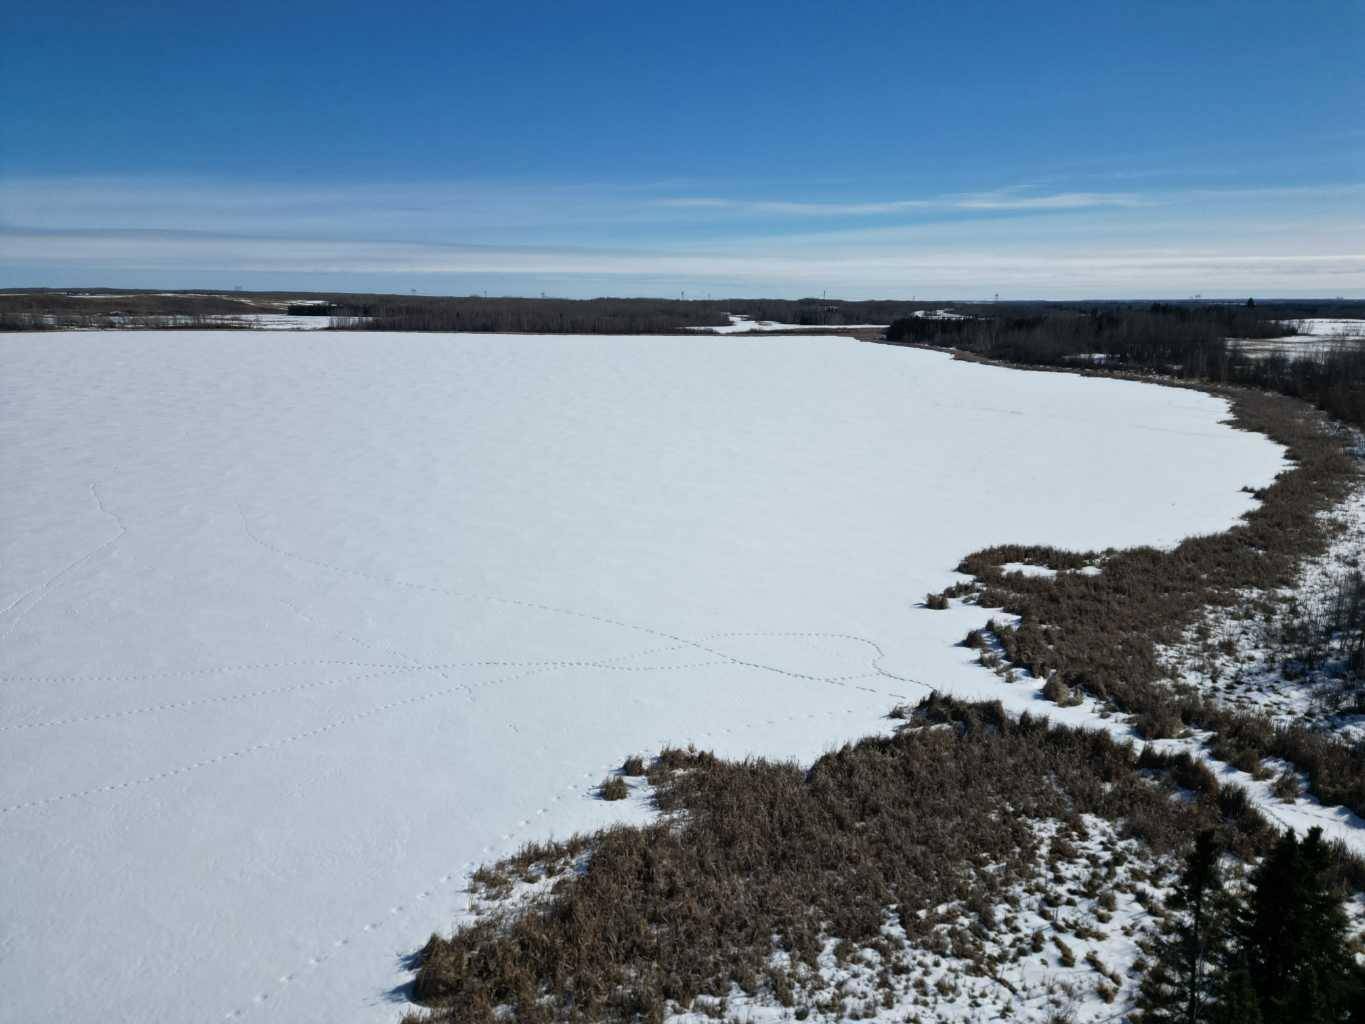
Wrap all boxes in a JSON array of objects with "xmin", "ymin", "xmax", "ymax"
[
  {"xmin": 330, "ymin": 296, "xmax": 726, "ymax": 333},
  {"xmin": 0, "ymin": 288, "xmax": 915, "ymax": 333},
  {"xmin": 886, "ymin": 303, "xmax": 1283, "ymax": 367},
  {"xmin": 711, "ymin": 298, "xmax": 914, "ymax": 326},
  {"xmin": 0, "ymin": 290, "xmax": 282, "ymax": 330},
  {"xmin": 886, "ymin": 301, "xmax": 1365, "ymax": 433},
  {"xmin": 328, "ymin": 296, "xmax": 914, "ymax": 333},
  {"xmin": 5, "ymin": 289, "xmax": 1362, "ymax": 350}
]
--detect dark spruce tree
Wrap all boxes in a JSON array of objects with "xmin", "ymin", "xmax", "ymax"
[
  {"xmin": 1141, "ymin": 826, "xmax": 1362, "ymax": 1023},
  {"xmin": 1137, "ymin": 830, "xmax": 1230, "ymax": 1023},
  {"xmin": 1234, "ymin": 827, "xmax": 1361, "ymax": 1024},
  {"xmin": 1210, "ymin": 952, "xmax": 1261, "ymax": 1024}
]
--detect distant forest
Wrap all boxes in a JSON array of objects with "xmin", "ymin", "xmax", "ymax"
[
  {"xmin": 883, "ymin": 300, "xmax": 1365, "ymax": 433},
  {"xmin": 326, "ymin": 295, "xmax": 913, "ymax": 333},
  {"xmin": 0, "ymin": 288, "xmax": 914, "ymax": 333},
  {"xmin": 3, "ymin": 287, "xmax": 1360, "ymax": 341},
  {"xmin": 0, "ymin": 290, "xmax": 285, "ymax": 330},
  {"xmin": 317, "ymin": 294, "xmax": 922, "ymax": 332}
]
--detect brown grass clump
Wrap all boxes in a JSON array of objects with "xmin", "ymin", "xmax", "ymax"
[
  {"xmin": 1134, "ymin": 706, "xmax": 1185, "ymax": 741},
  {"xmin": 402, "ymin": 695, "xmax": 1294, "ymax": 1024},
  {"xmin": 953, "ymin": 387, "xmax": 1365, "ymax": 816},
  {"xmin": 1041, "ymin": 675, "xmax": 1082, "ymax": 707},
  {"xmin": 1272, "ymin": 769, "xmax": 1301, "ymax": 803},
  {"xmin": 597, "ymin": 776, "xmax": 629, "ymax": 801}
]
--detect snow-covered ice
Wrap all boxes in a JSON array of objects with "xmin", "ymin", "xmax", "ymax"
[
  {"xmin": 688, "ymin": 314, "xmax": 887, "ymax": 333},
  {"xmin": 0, "ymin": 330, "xmax": 1294, "ymax": 1023}
]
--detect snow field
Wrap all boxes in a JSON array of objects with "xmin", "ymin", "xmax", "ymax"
[
  {"xmin": 0, "ymin": 330, "xmax": 1292, "ymax": 1023},
  {"xmin": 1231, "ymin": 318, "xmax": 1365, "ymax": 357}
]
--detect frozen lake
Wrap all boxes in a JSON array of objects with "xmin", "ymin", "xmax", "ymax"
[{"xmin": 0, "ymin": 330, "xmax": 1287, "ymax": 1024}]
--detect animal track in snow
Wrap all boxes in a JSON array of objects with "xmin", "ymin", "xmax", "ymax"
[
  {"xmin": 218, "ymin": 700, "xmax": 883, "ymax": 1023},
  {"xmin": 0, "ymin": 483, "xmax": 127, "ymax": 644}
]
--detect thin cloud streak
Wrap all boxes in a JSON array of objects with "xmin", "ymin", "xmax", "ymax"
[
  {"xmin": 3, "ymin": 175, "xmax": 1362, "ymax": 297},
  {"xmin": 10, "ymin": 177, "xmax": 1358, "ymax": 238},
  {"xmin": 651, "ymin": 190, "xmax": 1150, "ymax": 216},
  {"xmin": 5, "ymin": 228, "xmax": 1362, "ymax": 296},
  {"xmin": 652, "ymin": 181, "xmax": 1365, "ymax": 218}
]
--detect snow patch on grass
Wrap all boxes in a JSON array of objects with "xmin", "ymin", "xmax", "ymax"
[
  {"xmin": 1159, "ymin": 476, "xmax": 1365, "ymax": 736},
  {"xmin": 999, "ymin": 562, "xmax": 1102, "ymax": 580}
]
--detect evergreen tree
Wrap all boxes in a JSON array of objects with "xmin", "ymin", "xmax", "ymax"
[
  {"xmin": 1211, "ymin": 953, "xmax": 1261, "ymax": 1024},
  {"xmin": 1138, "ymin": 830, "xmax": 1228, "ymax": 1023},
  {"xmin": 1295, "ymin": 828, "xmax": 1360, "ymax": 1019},
  {"xmin": 1235, "ymin": 826, "xmax": 1361, "ymax": 1024},
  {"xmin": 1239, "ymin": 828, "xmax": 1302, "ymax": 1020}
]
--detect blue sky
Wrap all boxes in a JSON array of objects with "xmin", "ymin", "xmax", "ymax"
[{"xmin": 2, "ymin": 0, "xmax": 1361, "ymax": 298}]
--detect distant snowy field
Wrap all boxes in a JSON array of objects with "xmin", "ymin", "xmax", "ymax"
[
  {"xmin": 688, "ymin": 314, "xmax": 888, "ymax": 333},
  {"xmin": 1232, "ymin": 317, "xmax": 1365, "ymax": 357},
  {"xmin": 1, "ymin": 330, "xmax": 1290, "ymax": 1023}
]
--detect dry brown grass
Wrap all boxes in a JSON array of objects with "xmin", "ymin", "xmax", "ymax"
[
  {"xmin": 953, "ymin": 386, "xmax": 1365, "ymax": 816},
  {"xmin": 401, "ymin": 695, "xmax": 1303, "ymax": 1024},
  {"xmin": 597, "ymin": 776, "xmax": 628, "ymax": 801}
]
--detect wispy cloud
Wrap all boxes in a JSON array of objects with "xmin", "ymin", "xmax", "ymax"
[
  {"xmin": 651, "ymin": 181, "xmax": 1365, "ymax": 218},
  {"xmin": 651, "ymin": 189, "xmax": 1150, "ymax": 216},
  {"xmin": 5, "ymin": 226, "xmax": 1361, "ymax": 298},
  {"xmin": 4, "ymin": 175, "xmax": 1359, "ymax": 241},
  {"xmin": 2, "ymin": 175, "xmax": 1362, "ymax": 297}
]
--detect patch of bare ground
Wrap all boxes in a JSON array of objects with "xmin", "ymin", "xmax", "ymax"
[{"xmin": 401, "ymin": 695, "xmax": 1357, "ymax": 1024}]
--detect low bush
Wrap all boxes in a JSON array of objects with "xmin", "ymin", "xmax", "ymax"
[
  {"xmin": 1134, "ymin": 706, "xmax": 1184, "ymax": 741},
  {"xmin": 1041, "ymin": 675, "xmax": 1077, "ymax": 705},
  {"xmin": 597, "ymin": 776, "xmax": 628, "ymax": 801},
  {"xmin": 1272, "ymin": 769, "xmax": 1301, "ymax": 803}
]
